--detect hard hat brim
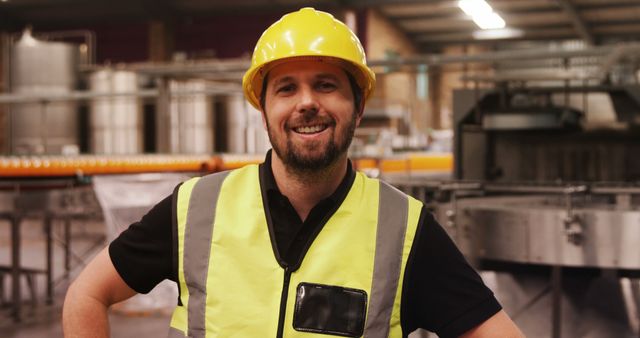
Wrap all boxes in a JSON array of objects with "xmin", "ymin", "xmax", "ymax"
[{"xmin": 243, "ymin": 55, "xmax": 375, "ymax": 110}]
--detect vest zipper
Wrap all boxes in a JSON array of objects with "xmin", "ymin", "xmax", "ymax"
[{"xmin": 276, "ymin": 267, "xmax": 292, "ymax": 338}]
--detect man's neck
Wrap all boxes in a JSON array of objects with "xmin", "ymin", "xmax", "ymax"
[{"xmin": 270, "ymin": 153, "xmax": 348, "ymax": 222}]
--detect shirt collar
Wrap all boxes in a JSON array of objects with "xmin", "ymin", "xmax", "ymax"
[{"xmin": 259, "ymin": 149, "xmax": 355, "ymax": 203}]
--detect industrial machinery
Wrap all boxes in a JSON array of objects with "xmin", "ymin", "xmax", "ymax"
[
  {"xmin": 448, "ymin": 84, "xmax": 640, "ymax": 267},
  {"xmin": 385, "ymin": 83, "xmax": 640, "ymax": 338},
  {"xmin": 3, "ymin": 29, "xmax": 640, "ymax": 334}
]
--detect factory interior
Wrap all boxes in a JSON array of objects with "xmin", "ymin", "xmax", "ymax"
[{"xmin": 2, "ymin": 0, "xmax": 640, "ymax": 337}]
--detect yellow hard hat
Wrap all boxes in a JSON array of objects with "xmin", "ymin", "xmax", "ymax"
[{"xmin": 242, "ymin": 7, "xmax": 376, "ymax": 110}]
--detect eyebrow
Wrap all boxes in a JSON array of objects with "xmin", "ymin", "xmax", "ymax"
[
  {"xmin": 271, "ymin": 73, "xmax": 341, "ymax": 88},
  {"xmin": 271, "ymin": 76, "xmax": 295, "ymax": 88},
  {"xmin": 315, "ymin": 73, "xmax": 340, "ymax": 81}
]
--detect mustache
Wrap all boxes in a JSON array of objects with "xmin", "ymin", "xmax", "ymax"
[{"xmin": 285, "ymin": 115, "xmax": 335, "ymax": 129}]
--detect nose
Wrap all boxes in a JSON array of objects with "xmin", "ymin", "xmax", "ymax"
[{"xmin": 295, "ymin": 85, "xmax": 319, "ymax": 114}]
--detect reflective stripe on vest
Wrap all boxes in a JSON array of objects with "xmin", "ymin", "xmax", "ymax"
[
  {"xmin": 363, "ymin": 181, "xmax": 408, "ymax": 337},
  {"xmin": 169, "ymin": 165, "xmax": 422, "ymax": 337},
  {"xmin": 184, "ymin": 171, "xmax": 231, "ymax": 336}
]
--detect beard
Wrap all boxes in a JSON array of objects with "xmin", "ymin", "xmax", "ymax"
[{"xmin": 267, "ymin": 111, "xmax": 357, "ymax": 175}]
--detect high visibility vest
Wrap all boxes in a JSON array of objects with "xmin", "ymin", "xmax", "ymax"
[{"xmin": 168, "ymin": 164, "xmax": 422, "ymax": 338}]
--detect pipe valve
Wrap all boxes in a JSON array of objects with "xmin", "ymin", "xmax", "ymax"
[{"xmin": 564, "ymin": 215, "xmax": 583, "ymax": 245}]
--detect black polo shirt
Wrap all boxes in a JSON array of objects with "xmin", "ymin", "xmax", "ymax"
[
  {"xmin": 260, "ymin": 152, "xmax": 356, "ymax": 269},
  {"xmin": 109, "ymin": 151, "xmax": 501, "ymax": 338}
]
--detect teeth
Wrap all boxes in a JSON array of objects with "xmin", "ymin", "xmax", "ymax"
[{"xmin": 295, "ymin": 125, "xmax": 325, "ymax": 134}]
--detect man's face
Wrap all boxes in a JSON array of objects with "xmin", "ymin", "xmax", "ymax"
[{"xmin": 262, "ymin": 60, "xmax": 361, "ymax": 173}]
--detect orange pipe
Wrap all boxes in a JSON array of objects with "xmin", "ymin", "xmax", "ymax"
[
  {"xmin": 0, "ymin": 155, "xmax": 220, "ymax": 177},
  {"xmin": 0, "ymin": 153, "xmax": 452, "ymax": 177}
]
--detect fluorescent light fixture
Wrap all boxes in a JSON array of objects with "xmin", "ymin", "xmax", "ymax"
[
  {"xmin": 458, "ymin": 0, "xmax": 493, "ymax": 16},
  {"xmin": 472, "ymin": 11, "xmax": 506, "ymax": 29},
  {"xmin": 458, "ymin": 0, "xmax": 507, "ymax": 30},
  {"xmin": 473, "ymin": 28, "xmax": 524, "ymax": 40}
]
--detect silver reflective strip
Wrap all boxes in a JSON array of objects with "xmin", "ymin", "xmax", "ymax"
[
  {"xmin": 183, "ymin": 171, "xmax": 231, "ymax": 338},
  {"xmin": 168, "ymin": 327, "xmax": 185, "ymax": 338},
  {"xmin": 363, "ymin": 180, "xmax": 409, "ymax": 338}
]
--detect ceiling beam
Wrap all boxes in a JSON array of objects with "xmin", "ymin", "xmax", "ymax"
[
  {"xmin": 344, "ymin": 0, "xmax": 438, "ymax": 6},
  {"xmin": 555, "ymin": 0, "xmax": 595, "ymax": 45},
  {"xmin": 140, "ymin": 0, "xmax": 177, "ymax": 21},
  {"xmin": 409, "ymin": 21, "xmax": 640, "ymax": 42},
  {"xmin": 370, "ymin": 44, "xmax": 618, "ymax": 66},
  {"xmin": 573, "ymin": 0, "xmax": 640, "ymax": 6},
  {"xmin": 414, "ymin": 27, "xmax": 578, "ymax": 44},
  {"xmin": 593, "ymin": 23, "xmax": 640, "ymax": 34}
]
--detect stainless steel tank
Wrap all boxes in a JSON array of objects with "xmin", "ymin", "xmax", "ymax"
[
  {"xmin": 443, "ymin": 194, "xmax": 640, "ymax": 269},
  {"xmin": 10, "ymin": 29, "xmax": 78, "ymax": 155},
  {"xmin": 168, "ymin": 79, "xmax": 213, "ymax": 154},
  {"xmin": 224, "ymin": 94, "xmax": 270, "ymax": 154},
  {"xmin": 89, "ymin": 69, "xmax": 142, "ymax": 154},
  {"xmin": 156, "ymin": 81, "xmax": 268, "ymax": 155},
  {"xmin": 246, "ymin": 101, "xmax": 270, "ymax": 154}
]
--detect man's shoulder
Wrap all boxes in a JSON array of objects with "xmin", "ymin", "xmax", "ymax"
[
  {"xmin": 182, "ymin": 165, "xmax": 257, "ymax": 189},
  {"xmin": 361, "ymin": 173, "xmax": 424, "ymax": 207}
]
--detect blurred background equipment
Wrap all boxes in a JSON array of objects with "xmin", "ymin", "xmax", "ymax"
[
  {"xmin": 89, "ymin": 69, "xmax": 142, "ymax": 154},
  {"xmin": 2, "ymin": 1, "xmax": 640, "ymax": 337},
  {"xmin": 9, "ymin": 28, "xmax": 78, "ymax": 155}
]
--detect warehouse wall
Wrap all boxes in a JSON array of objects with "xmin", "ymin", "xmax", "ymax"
[
  {"xmin": 366, "ymin": 9, "xmax": 430, "ymax": 134},
  {"xmin": 24, "ymin": 12, "xmax": 285, "ymax": 63},
  {"xmin": 173, "ymin": 13, "xmax": 284, "ymax": 60}
]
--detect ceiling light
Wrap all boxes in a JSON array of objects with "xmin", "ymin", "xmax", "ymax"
[
  {"xmin": 458, "ymin": 0, "xmax": 507, "ymax": 30},
  {"xmin": 473, "ymin": 28, "xmax": 523, "ymax": 40},
  {"xmin": 472, "ymin": 11, "xmax": 506, "ymax": 30},
  {"xmin": 458, "ymin": 0, "xmax": 493, "ymax": 16}
]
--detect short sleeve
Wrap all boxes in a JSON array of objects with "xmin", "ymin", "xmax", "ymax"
[
  {"xmin": 108, "ymin": 193, "xmax": 175, "ymax": 294},
  {"xmin": 401, "ymin": 208, "xmax": 502, "ymax": 338}
]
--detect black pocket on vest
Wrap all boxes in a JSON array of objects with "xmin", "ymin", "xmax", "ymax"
[{"xmin": 293, "ymin": 282, "xmax": 367, "ymax": 337}]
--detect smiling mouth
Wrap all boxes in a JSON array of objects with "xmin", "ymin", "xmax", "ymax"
[{"xmin": 292, "ymin": 124, "xmax": 329, "ymax": 134}]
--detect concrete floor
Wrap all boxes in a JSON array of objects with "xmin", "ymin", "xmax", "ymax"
[{"xmin": 0, "ymin": 217, "xmax": 171, "ymax": 338}]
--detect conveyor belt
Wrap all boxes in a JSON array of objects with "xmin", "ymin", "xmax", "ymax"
[
  {"xmin": 0, "ymin": 155, "xmax": 220, "ymax": 177},
  {"xmin": 354, "ymin": 152, "xmax": 453, "ymax": 173},
  {"xmin": 0, "ymin": 153, "xmax": 453, "ymax": 177}
]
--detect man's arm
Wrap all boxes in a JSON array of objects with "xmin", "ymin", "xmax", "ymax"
[
  {"xmin": 62, "ymin": 247, "xmax": 137, "ymax": 338},
  {"xmin": 460, "ymin": 310, "xmax": 525, "ymax": 338}
]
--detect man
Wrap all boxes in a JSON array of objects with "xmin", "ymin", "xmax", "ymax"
[{"xmin": 63, "ymin": 7, "xmax": 524, "ymax": 338}]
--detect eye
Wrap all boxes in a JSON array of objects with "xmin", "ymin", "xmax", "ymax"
[
  {"xmin": 316, "ymin": 80, "xmax": 337, "ymax": 92},
  {"xmin": 276, "ymin": 83, "xmax": 295, "ymax": 94}
]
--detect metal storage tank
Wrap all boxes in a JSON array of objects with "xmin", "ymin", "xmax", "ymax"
[
  {"xmin": 224, "ymin": 94, "xmax": 247, "ymax": 153},
  {"xmin": 155, "ymin": 82, "xmax": 268, "ymax": 155},
  {"xmin": 224, "ymin": 94, "xmax": 270, "ymax": 154},
  {"xmin": 168, "ymin": 79, "xmax": 213, "ymax": 154},
  {"xmin": 246, "ymin": 100, "xmax": 270, "ymax": 154},
  {"xmin": 10, "ymin": 29, "xmax": 78, "ymax": 155},
  {"xmin": 89, "ymin": 69, "xmax": 142, "ymax": 154}
]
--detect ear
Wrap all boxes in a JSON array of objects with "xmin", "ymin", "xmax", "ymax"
[
  {"xmin": 260, "ymin": 109, "xmax": 268, "ymax": 130},
  {"xmin": 354, "ymin": 101, "xmax": 365, "ymax": 127}
]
